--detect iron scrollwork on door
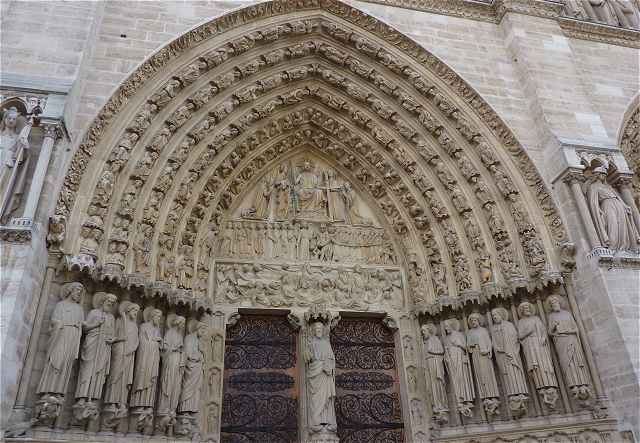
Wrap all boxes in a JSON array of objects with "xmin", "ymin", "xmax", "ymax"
[
  {"xmin": 221, "ymin": 315, "xmax": 299, "ymax": 443},
  {"xmin": 331, "ymin": 318, "xmax": 404, "ymax": 443}
]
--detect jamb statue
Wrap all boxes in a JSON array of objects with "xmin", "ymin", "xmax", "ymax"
[{"xmin": 35, "ymin": 282, "xmax": 85, "ymax": 426}]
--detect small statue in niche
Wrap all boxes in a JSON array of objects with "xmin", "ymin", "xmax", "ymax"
[
  {"xmin": 73, "ymin": 292, "xmax": 118, "ymax": 423},
  {"xmin": 35, "ymin": 282, "xmax": 85, "ymax": 426},
  {"xmin": 517, "ymin": 301, "xmax": 559, "ymax": 410},
  {"xmin": 303, "ymin": 315, "xmax": 338, "ymax": 436},
  {"xmin": 130, "ymin": 307, "xmax": 163, "ymax": 432},
  {"xmin": 547, "ymin": 294, "xmax": 593, "ymax": 403},
  {"xmin": 466, "ymin": 313, "xmax": 500, "ymax": 417},
  {"xmin": 442, "ymin": 318, "xmax": 475, "ymax": 417},
  {"xmin": 0, "ymin": 106, "xmax": 32, "ymax": 222},
  {"xmin": 102, "ymin": 301, "xmax": 140, "ymax": 428},
  {"xmin": 156, "ymin": 314, "xmax": 186, "ymax": 434},
  {"xmin": 177, "ymin": 320, "xmax": 207, "ymax": 437},
  {"xmin": 586, "ymin": 166, "xmax": 640, "ymax": 251},
  {"xmin": 490, "ymin": 307, "xmax": 529, "ymax": 417},
  {"xmin": 421, "ymin": 323, "xmax": 449, "ymax": 425}
]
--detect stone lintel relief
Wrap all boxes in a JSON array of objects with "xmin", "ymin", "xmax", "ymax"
[{"xmin": 214, "ymin": 260, "xmax": 404, "ymax": 311}]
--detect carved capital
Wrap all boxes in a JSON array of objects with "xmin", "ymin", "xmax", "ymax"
[
  {"xmin": 561, "ymin": 169, "xmax": 586, "ymax": 185},
  {"xmin": 41, "ymin": 123, "xmax": 61, "ymax": 140}
]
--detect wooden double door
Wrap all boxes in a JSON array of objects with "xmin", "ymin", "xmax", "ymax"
[{"xmin": 220, "ymin": 315, "xmax": 404, "ymax": 443}]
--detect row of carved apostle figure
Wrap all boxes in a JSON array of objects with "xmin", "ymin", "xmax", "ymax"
[
  {"xmin": 34, "ymin": 282, "xmax": 206, "ymax": 437},
  {"xmin": 421, "ymin": 295, "xmax": 593, "ymax": 425}
]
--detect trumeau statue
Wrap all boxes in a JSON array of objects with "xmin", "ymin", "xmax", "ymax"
[
  {"xmin": 517, "ymin": 301, "xmax": 559, "ymax": 410},
  {"xmin": 466, "ymin": 313, "xmax": 500, "ymax": 417},
  {"xmin": 304, "ymin": 314, "xmax": 338, "ymax": 438},
  {"xmin": 443, "ymin": 318, "xmax": 475, "ymax": 417},
  {"xmin": 35, "ymin": 282, "xmax": 85, "ymax": 425},
  {"xmin": 73, "ymin": 292, "xmax": 118, "ymax": 421},
  {"xmin": 130, "ymin": 307, "xmax": 162, "ymax": 429},
  {"xmin": 156, "ymin": 314, "xmax": 186, "ymax": 433},
  {"xmin": 490, "ymin": 308, "xmax": 529, "ymax": 417},
  {"xmin": 103, "ymin": 301, "xmax": 140, "ymax": 424},
  {"xmin": 547, "ymin": 294, "xmax": 593, "ymax": 402},
  {"xmin": 421, "ymin": 323, "xmax": 449, "ymax": 425},
  {"xmin": 0, "ymin": 106, "xmax": 32, "ymax": 221},
  {"xmin": 586, "ymin": 168, "xmax": 640, "ymax": 251}
]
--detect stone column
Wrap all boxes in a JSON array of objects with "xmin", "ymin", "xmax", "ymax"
[
  {"xmin": 10, "ymin": 252, "xmax": 62, "ymax": 424},
  {"xmin": 563, "ymin": 171, "xmax": 601, "ymax": 249},
  {"xmin": 200, "ymin": 310, "xmax": 234, "ymax": 442},
  {"xmin": 393, "ymin": 313, "xmax": 429, "ymax": 442},
  {"xmin": 616, "ymin": 176, "xmax": 640, "ymax": 236},
  {"xmin": 11, "ymin": 123, "xmax": 60, "ymax": 227}
]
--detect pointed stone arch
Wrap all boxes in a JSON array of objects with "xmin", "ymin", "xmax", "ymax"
[
  {"xmin": 54, "ymin": 0, "xmax": 570, "ymax": 313},
  {"xmin": 618, "ymin": 93, "xmax": 639, "ymax": 205}
]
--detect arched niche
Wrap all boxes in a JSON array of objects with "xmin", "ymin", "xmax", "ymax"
[{"xmin": 52, "ymin": 0, "xmax": 570, "ymax": 314}]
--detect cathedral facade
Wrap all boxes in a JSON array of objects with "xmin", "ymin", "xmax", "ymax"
[{"xmin": 0, "ymin": 1, "xmax": 639, "ymax": 442}]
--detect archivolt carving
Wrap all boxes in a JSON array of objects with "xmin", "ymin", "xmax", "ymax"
[
  {"xmin": 54, "ymin": 1, "xmax": 568, "ymax": 312},
  {"xmin": 618, "ymin": 98, "xmax": 639, "ymax": 206}
]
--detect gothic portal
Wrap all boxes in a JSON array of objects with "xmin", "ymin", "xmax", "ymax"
[{"xmin": 2, "ymin": 1, "xmax": 639, "ymax": 443}]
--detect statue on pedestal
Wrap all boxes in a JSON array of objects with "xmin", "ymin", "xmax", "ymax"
[
  {"xmin": 490, "ymin": 308, "xmax": 529, "ymax": 417},
  {"xmin": 303, "ymin": 308, "xmax": 339, "ymax": 442},
  {"xmin": 547, "ymin": 295, "xmax": 593, "ymax": 403},
  {"xmin": 421, "ymin": 323, "xmax": 449, "ymax": 425},
  {"xmin": 466, "ymin": 313, "xmax": 500, "ymax": 417},
  {"xmin": 102, "ymin": 301, "xmax": 140, "ymax": 429},
  {"xmin": 587, "ymin": 168, "xmax": 640, "ymax": 251},
  {"xmin": 73, "ymin": 292, "xmax": 118, "ymax": 423},
  {"xmin": 517, "ymin": 301, "xmax": 559, "ymax": 410},
  {"xmin": 442, "ymin": 318, "xmax": 475, "ymax": 417},
  {"xmin": 0, "ymin": 106, "xmax": 32, "ymax": 222},
  {"xmin": 130, "ymin": 307, "xmax": 162, "ymax": 433},
  {"xmin": 35, "ymin": 282, "xmax": 85, "ymax": 426}
]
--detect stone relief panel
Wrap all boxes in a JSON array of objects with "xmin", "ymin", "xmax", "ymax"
[{"xmin": 214, "ymin": 261, "xmax": 404, "ymax": 311}]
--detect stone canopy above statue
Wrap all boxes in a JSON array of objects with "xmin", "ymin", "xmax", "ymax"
[{"xmin": 235, "ymin": 153, "xmax": 378, "ymax": 226}]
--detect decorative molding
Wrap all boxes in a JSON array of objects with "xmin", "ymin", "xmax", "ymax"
[
  {"xmin": 559, "ymin": 17, "xmax": 640, "ymax": 48},
  {"xmin": 356, "ymin": 0, "xmax": 640, "ymax": 48},
  {"xmin": 0, "ymin": 225, "xmax": 32, "ymax": 243}
]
